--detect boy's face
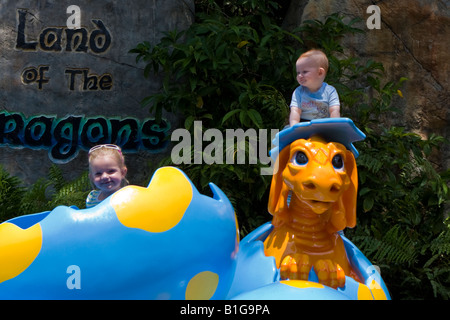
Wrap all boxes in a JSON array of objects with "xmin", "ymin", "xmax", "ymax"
[{"xmin": 296, "ymin": 57, "xmax": 326, "ymax": 92}]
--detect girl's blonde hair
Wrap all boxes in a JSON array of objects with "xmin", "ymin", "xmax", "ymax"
[
  {"xmin": 88, "ymin": 144, "xmax": 129, "ymax": 186},
  {"xmin": 298, "ymin": 49, "xmax": 329, "ymax": 73}
]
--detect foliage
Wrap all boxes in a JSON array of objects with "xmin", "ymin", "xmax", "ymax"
[
  {"xmin": 0, "ymin": 166, "xmax": 26, "ymax": 222},
  {"xmin": 130, "ymin": 2, "xmax": 295, "ymax": 129},
  {"xmin": 131, "ymin": 1, "xmax": 449, "ymax": 299},
  {"xmin": 0, "ymin": 165, "xmax": 91, "ymax": 221},
  {"xmin": 347, "ymin": 127, "xmax": 450, "ymax": 299},
  {"xmin": 130, "ymin": 0, "xmax": 297, "ymax": 233},
  {"xmin": 45, "ymin": 165, "xmax": 91, "ymax": 209}
]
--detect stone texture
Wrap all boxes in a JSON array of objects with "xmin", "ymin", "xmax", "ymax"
[
  {"xmin": 0, "ymin": 0, "xmax": 194, "ymax": 185},
  {"xmin": 284, "ymin": 0, "xmax": 449, "ymax": 170}
]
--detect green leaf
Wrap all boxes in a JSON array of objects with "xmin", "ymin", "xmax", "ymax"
[
  {"xmin": 246, "ymin": 109, "xmax": 263, "ymax": 128},
  {"xmin": 359, "ymin": 187, "xmax": 371, "ymax": 196},
  {"xmin": 222, "ymin": 109, "xmax": 242, "ymax": 125},
  {"xmin": 184, "ymin": 116, "xmax": 195, "ymax": 130},
  {"xmin": 363, "ymin": 197, "xmax": 374, "ymax": 212},
  {"xmin": 237, "ymin": 40, "xmax": 249, "ymax": 48}
]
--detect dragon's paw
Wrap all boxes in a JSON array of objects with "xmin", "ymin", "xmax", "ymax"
[
  {"xmin": 314, "ymin": 259, "xmax": 346, "ymax": 289},
  {"xmin": 280, "ymin": 253, "xmax": 311, "ymax": 281},
  {"xmin": 280, "ymin": 255, "xmax": 346, "ymax": 289}
]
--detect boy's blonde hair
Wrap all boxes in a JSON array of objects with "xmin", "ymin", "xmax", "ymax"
[{"xmin": 298, "ymin": 49, "xmax": 329, "ymax": 73}]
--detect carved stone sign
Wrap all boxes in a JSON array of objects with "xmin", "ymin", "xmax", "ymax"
[
  {"xmin": 0, "ymin": 0, "xmax": 193, "ymax": 183},
  {"xmin": 0, "ymin": 112, "xmax": 170, "ymax": 162}
]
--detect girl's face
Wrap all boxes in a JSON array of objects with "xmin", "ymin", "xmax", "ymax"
[
  {"xmin": 296, "ymin": 57, "xmax": 325, "ymax": 92},
  {"xmin": 89, "ymin": 155, "xmax": 127, "ymax": 198}
]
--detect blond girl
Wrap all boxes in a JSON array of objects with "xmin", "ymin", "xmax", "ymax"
[{"xmin": 86, "ymin": 144, "xmax": 128, "ymax": 208}]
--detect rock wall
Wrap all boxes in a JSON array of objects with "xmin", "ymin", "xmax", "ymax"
[
  {"xmin": 0, "ymin": 0, "xmax": 194, "ymax": 185},
  {"xmin": 284, "ymin": 0, "xmax": 449, "ymax": 170}
]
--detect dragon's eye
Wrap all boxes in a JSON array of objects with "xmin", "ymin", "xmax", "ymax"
[
  {"xmin": 332, "ymin": 154, "xmax": 344, "ymax": 170},
  {"xmin": 293, "ymin": 151, "xmax": 308, "ymax": 166}
]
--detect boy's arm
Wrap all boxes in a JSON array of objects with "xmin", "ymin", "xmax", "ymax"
[
  {"xmin": 329, "ymin": 105, "xmax": 340, "ymax": 118},
  {"xmin": 289, "ymin": 107, "xmax": 302, "ymax": 126}
]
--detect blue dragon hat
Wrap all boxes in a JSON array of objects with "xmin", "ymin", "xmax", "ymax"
[{"xmin": 270, "ymin": 118, "xmax": 366, "ymax": 161}]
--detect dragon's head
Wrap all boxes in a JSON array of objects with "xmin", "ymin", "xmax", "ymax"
[{"xmin": 268, "ymin": 119, "xmax": 365, "ymax": 233}]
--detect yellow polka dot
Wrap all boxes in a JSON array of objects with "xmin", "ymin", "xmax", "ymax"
[
  {"xmin": 112, "ymin": 167, "xmax": 193, "ymax": 233},
  {"xmin": 357, "ymin": 283, "xmax": 375, "ymax": 300},
  {"xmin": 368, "ymin": 279, "xmax": 388, "ymax": 300},
  {"xmin": 185, "ymin": 271, "xmax": 219, "ymax": 300},
  {"xmin": 280, "ymin": 280, "xmax": 324, "ymax": 289},
  {"xmin": 0, "ymin": 222, "xmax": 42, "ymax": 283}
]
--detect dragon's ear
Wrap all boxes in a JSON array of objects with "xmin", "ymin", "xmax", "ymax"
[
  {"xmin": 328, "ymin": 149, "xmax": 358, "ymax": 233},
  {"xmin": 268, "ymin": 146, "xmax": 291, "ymax": 218},
  {"xmin": 342, "ymin": 150, "xmax": 358, "ymax": 228}
]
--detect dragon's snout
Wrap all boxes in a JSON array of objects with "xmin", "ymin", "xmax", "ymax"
[
  {"xmin": 301, "ymin": 179, "xmax": 342, "ymax": 197},
  {"xmin": 298, "ymin": 169, "xmax": 345, "ymax": 204}
]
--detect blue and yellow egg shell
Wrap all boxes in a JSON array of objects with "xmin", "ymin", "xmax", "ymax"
[{"xmin": 0, "ymin": 166, "xmax": 238, "ymax": 299}]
